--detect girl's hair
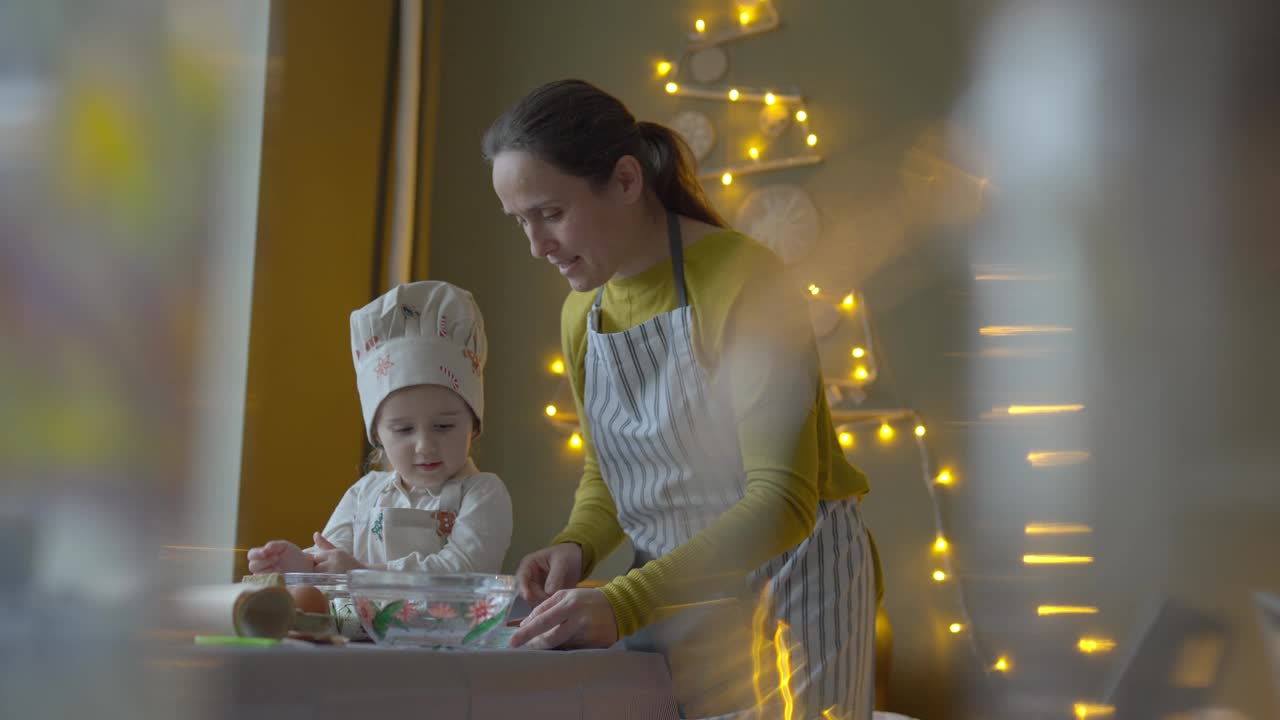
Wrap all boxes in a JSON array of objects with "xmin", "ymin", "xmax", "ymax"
[
  {"xmin": 362, "ymin": 446, "xmax": 386, "ymax": 475},
  {"xmin": 482, "ymin": 79, "xmax": 728, "ymax": 228}
]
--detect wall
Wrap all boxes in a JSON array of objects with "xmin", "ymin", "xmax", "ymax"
[
  {"xmin": 953, "ymin": 3, "xmax": 1280, "ymax": 718},
  {"xmin": 428, "ymin": 1, "xmax": 1280, "ymax": 718},
  {"xmin": 234, "ymin": 0, "xmax": 397, "ymax": 577},
  {"xmin": 427, "ymin": 2, "xmax": 989, "ymax": 718}
]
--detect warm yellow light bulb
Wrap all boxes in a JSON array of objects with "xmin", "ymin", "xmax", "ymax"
[
  {"xmin": 854, "ymin": 366, "xmax": 869, "ymax": 381},
  {"xmin": 739, "ymin": 10, "xmax": 751, "ymax": 25},
  {"xmin": 728, "ymin": 88, "xmax": 740, "ymax": 101},
  {"xmin": 1006, "ymin": 404, "xmax": 1084, "ymax": 415},
  {"xmin": 795, "ymin": 109, "xmax": 808, "ymax": 122},
  {"xmin": 1038, "ymin": 605, "xmax": 1099, "ymax": 616},
  {"xmin": 568, "ymin": 433, "xmax": 583, "ymax": 449},
  {"xmin": 545, "ymin": 404, "xmax": 557, "ymax": 417},
  {"xmin": 549, "ymin": 358, "xmax": 565, "ymax": 375},
  {"xmin": 1025, "ymin": 522, "xmax": 1093, "ymax": 535},
  {"xmin": 838, "ymin": 432, "xmax": 853, "ymax": 448},
  {"xmin": 851, "ymin": 346, "xmax": 866, "ymax": 359},
  {"xmin": 994, "ymin": 657, "xmax": 1010, "ymax": 672},
  {"xmin": 1077, "ymin": 637, "xmax": 1116, "ymax": 654},
  {"xmin": 1027, "ymin": 451, "xmax": 1092, "ymax": 468},
  {"xmin": 1074, "ymin": 703, "xmax": 1115, "ymax": 718},
  {"xmin": 695, "ymin": 18, "xmax": 706, "ymax": 32},
  {"xmin": 934, "ymin": 536, "xmax": 948, "ymax": 552},
  {"xmin": 665, "ymin": 82, "xmax": 679, "ymax": 94},
  {"xmin": 1023, "ymin": 554, "xmax": 1094, "ymax": 565},
  {"xmin": 841, "ymin": 293, "xmax": 856, "ymax": 310},
  {"xmin": 721, "ymin": 172, "xmax": 733, "ymax": 186},
  {"xmin": 764, "ymin": 92, "xmax": 776, "ymax": 105},
  {"xmin": 949, "ymin": 623, "xmax": 963, "ymax": 634},
  {"xmin": 748, "ymin": 146, "xmax": 760, "ymax": 160},
  {"xmin": 936, "ymin": 469, "xmax": 954, "ymax": 485},
  {"xmin": 878, "ymin": 422, "xmax": 894, "ymax": 441},
  {"xmin": 914, "ymin": 424, "xmax": 927, "ymax": 437},
  {"xmin": 656, "ymin": 61, "xmax": 672, "ymax": 76},
  {"xmin": 808, "ymin": 283, "xmax": 821, "ymax": 295},
  {"xmin": 980, "ymin": 324, "xmax": 1073, "ymax": 337},
  {"xmin": 807, "ymin": 133, "xmax": 818, "ymax": 146},
  {"xmin": 932, "ymin": 570, "xmax": 947, "ymax": 582}
]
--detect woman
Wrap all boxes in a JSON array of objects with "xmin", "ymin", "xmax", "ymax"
[{"xmin": 485, "ymin": 79, "xmax": 879, "ymax": 719}]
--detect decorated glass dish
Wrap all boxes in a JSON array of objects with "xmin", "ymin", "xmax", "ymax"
[
  {"xmin": 347, "ymin": 570, "xmax": 517, "ymax": 648},
  {"xmin": 282, "ymin": 572, "xmax": 349, "ymax": 600}
]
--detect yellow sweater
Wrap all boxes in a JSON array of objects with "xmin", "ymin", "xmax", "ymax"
[{"xmin": 551, "ymin": 230, "xmax": 875, "ymax": 638}]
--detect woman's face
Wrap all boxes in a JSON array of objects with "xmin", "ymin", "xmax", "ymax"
[{"xmin": 492, "ymin": 150, "xmax": 640, "ymax": 292}]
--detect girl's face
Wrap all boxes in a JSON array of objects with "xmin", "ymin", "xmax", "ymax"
[
  {"xmin": 491, "ymin": 150, "xmax": 643, "ymax": 292},
  {"xmin": 374, "ymin": 384, "xmax": 475, "ymax": 491}
]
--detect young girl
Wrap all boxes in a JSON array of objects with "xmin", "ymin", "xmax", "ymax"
[{"xmin": 247, "ymin": 281, "xmax": 513, "ymax": 576}]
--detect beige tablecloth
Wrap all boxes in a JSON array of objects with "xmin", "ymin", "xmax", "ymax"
[{"xmin": 155, "ymin": 644, "xmax": 680, "ymax": 719}]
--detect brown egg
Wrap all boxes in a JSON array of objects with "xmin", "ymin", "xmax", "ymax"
[{"xmin": 287, "ymin": 584, "xmax": 330, "ymax": 615}]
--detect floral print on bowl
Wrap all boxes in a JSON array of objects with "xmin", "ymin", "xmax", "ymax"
[{"xmin": 352, "ymin": 593, "xmax": 515, "ymax": 647}]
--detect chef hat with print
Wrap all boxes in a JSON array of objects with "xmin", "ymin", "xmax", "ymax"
[{"xmin": 350, "ymin": 281, "xmax": 487, "ymax": 443}]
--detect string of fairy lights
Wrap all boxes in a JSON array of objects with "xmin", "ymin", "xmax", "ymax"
[
  {"xmin": 836, "ymin": 279, "xmax": 1113, "ymax": 719},
  {"xmin": 806, "ymin": 284, "xmax": 999, "ymax": 676},
  {"xmin": 537, "ymin": 2, "xmax": 1116, "ymax": 716},
  {"xmin": 651, "ymin": 0, "xmax": 822, "ymax": 185}
]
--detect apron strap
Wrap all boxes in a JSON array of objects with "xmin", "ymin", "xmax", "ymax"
[{"xmin": 593, "ymin": 211, "xmax": 688, "ymax": 310}]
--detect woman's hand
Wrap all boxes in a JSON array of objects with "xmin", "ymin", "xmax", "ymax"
[
  {"xmin": 310, "ymin": 532, "xmax": 365, "ymax": 573},
  {"xmin": 515, "ymin": 542, "xmax": 583, "ymax": 607},
  {"xmin": 246, "ymin": 540, "xmax": 314, "ymax": 574},
  {"xmin": 509, "ymin": 588, "xmax": 619, "ymax": 650}
]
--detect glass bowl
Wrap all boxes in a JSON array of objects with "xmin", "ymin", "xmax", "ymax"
[
  {"xmin": 282, "ymin": 572, "xmax": 349, "ymax": 600},
  {"xmin": 282, "ymin": 572, "xmax": 365, "ymax": 640},
  {"xmin": 347, "ymin": 570, "xmax": 516, "ymax": 648}
]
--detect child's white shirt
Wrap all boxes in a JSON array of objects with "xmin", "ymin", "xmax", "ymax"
[{"xmin": 308, "ymin": 458, "xmax": 512, "ymax": 573}]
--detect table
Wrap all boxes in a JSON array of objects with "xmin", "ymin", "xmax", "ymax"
[{"xmin": 155, "ymin": 644, "xmax": 680, "ymax": 719}]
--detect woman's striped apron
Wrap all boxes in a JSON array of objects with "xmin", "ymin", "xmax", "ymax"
[{"xmin": 583, "ymin": 213, "xmax": 875, "ymax": 720}]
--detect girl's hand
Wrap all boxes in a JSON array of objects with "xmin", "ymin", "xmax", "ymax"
[
  {"xmin": 246, "ymin": 540, "xmax": 314, "ymax": 574},
  {"xmin": 514, "ymin": 542, "xmax": 583, "ymax": 607},
  {"xmin": 509, "ymin": 588, "xmax": 619, "ymax": 650},
  {"xmin": 310, "ymin": 532, "xmax": 365, "ymax": 573}
]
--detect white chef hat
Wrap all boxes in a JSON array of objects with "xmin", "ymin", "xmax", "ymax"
[{"xmin": 350, "ymin": 281, "xmax": 487, "ymax": 443}]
